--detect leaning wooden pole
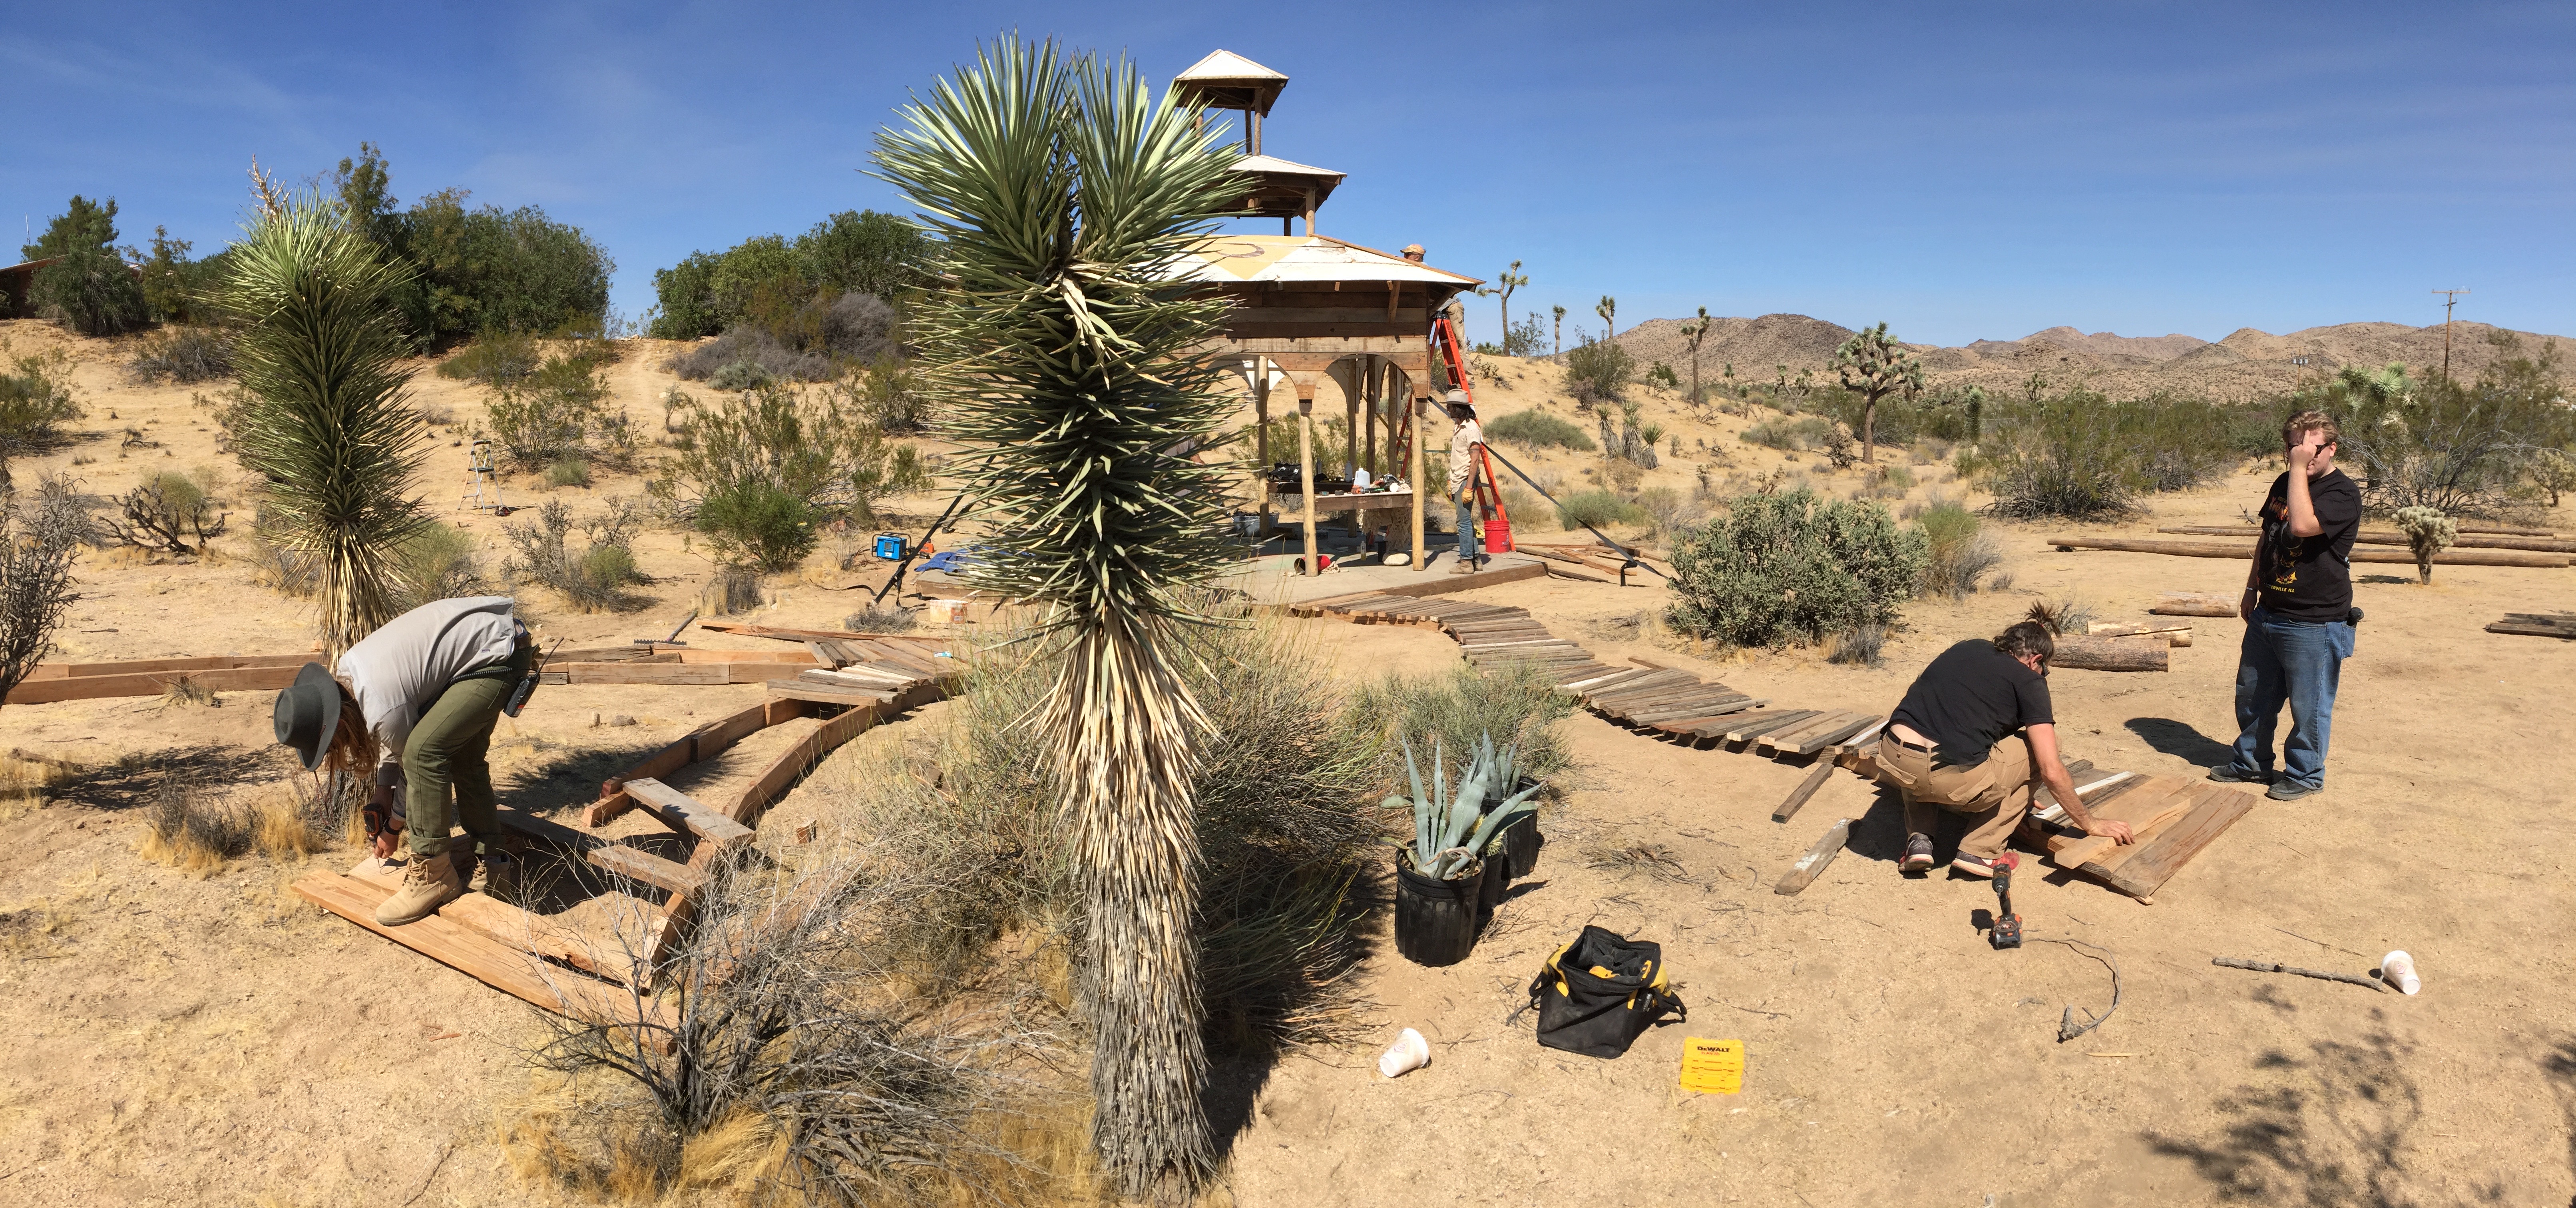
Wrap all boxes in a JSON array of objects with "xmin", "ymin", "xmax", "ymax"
[
  {"xmin": 1409, "ymin": 395, "xmax": 1427, "ymax": 570},
  {"xmin": 1298, "ymin": 396, "xmax": 1319, "ymax": 573}
]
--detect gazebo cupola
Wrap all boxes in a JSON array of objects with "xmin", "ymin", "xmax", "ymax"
[{"xmin": 1174, "ymin": 49, "xmax": 1343, "ymax": 235}]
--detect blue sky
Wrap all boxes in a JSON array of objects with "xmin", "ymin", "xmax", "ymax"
[{"xmin": 5, "ymin": 2, "xmax": 2569, "ymax": 347}]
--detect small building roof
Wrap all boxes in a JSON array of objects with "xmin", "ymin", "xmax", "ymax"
[
  {"xmin": 1231, "ymin": 154, "xmax": 1342, "ymax": 182},
  {"xmin": 1174, "ymin": 235, "xmax": 1481, "ymax": 289},
  {"xmin": 1173, "ymin": 49, "xmax": 1290, "ymax": 117},
  {"xmin": 1226, "ymin": 155, "xmax": 1347, "ymax": 220}
]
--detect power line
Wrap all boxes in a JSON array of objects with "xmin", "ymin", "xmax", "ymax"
[{"xmin": 2432, "ymin": 288, "xmax": 2470, "ymax": 380}]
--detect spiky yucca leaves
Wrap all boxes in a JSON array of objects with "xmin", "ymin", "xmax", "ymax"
[
  {"xmin": 873, "ymin": 36, "xmax": 1240, "ymax": 1201},
  {"xmin": 225, "ymin": 192, "xmax": 430, "ymax": 656}
]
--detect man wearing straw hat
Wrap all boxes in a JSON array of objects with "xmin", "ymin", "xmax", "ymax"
[
  {"xmin": 1443, "ymin": 389, "xmax": 1486, "ymax": 574},
  {"xmin": 272, "ymin": 596, "xmax": 535, "ymax": 925}
]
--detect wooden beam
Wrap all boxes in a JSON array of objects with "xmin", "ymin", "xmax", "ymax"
[
  {"xmin": 1773, "ymin": 819, "xmax": 1851, "ymax": 895},
  {"xmin": 586, "ymin": 843, "xmax": 710, "ymax": 897},
  {"xmin": 2150, "ymin": 591, "xmax": 2240, "ymax": 617},
  {"xmin": 2046, "ymin": 535, "xmax": 2569, "ymax": 568},
  {"xmin": 2050, "ymin": 634, "xmax": 2169, "ymax": 672},
  {"xmin": 2095, "ymin": 787, "xmax": 2261, "ymax": 898},
  {"xmin": 5, "ymin": 663, "xmax": 304, "ymax": 704},
  {"xmin": 2157, "ymin": 525, "xmax": 2576, "ymax": 553},
  {"xmin": 342, "ymin": 857, "xmax": 656, "ymax": 988},
  {"xmin": 620, "ymin": 778, "xmax": 757, "ymax": 848},
  {"xmin": 767, "ymin": 680, "xmax": 893, "ymax": 707},
  {"xmin": 1771, "ymin": 763, "xmax": 1835, "ymax": 823},
  {"xmin": 695, "ymin": 621, "xmax": 953, "ymax": 646},
  {"xmin": 292, "ymin": 871, "xmax": 670, "ymax": 1031},
  {"xmin": 1410, "ymin": 396, "xmax": 1427, "ymax": 571}
]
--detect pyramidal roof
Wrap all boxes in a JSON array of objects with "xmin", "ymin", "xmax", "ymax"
[
  {"xmin": 1231, "ymin": 154, "xmax": 1342, "ymax": 181},
  {"xmin": 1175, "ymin": 49, "xmax": 1286, "ymax": 83}
]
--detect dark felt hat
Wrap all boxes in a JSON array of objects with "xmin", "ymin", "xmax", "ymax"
[{"xmin": 273, "ymin": 662, "xmax": 341, "ymax": 771}]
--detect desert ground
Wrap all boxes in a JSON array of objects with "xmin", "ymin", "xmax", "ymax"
[{"xmin": 1, "ymin": 317, "xmax": 2571, "ymax": 1206}]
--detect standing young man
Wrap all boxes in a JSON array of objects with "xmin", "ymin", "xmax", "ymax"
[
  {"xmin": 1444, "ymin": 390, "xmax": 1485, "ymax": 574},
  {"xmin": 2213, "ymin": 410, "xmax": 2361, "ymax": 801}
]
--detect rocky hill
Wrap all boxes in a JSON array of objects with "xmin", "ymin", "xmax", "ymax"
[{"xmin": 1608, "ymin": 314, "xmax": 2567, "ymax": 403}]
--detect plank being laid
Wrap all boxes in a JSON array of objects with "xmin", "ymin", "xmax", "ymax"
[
  {"xmin": 1756, "ymin": 710, "xmax": 1859, "ymax": 754},
  {"xmin": 2094, "ymin": 786, "xmax": 2261, "ymax": 898},
  {"xmin": 292, "ymin": 871, "xmax": 670, "ymax": 1031},
  {"xmin": 1774, "ymin": 714, "xmax": 1885, "ymax": 757},
  {"xmin": 342, "ymin": 857, "xmax": 656, "ymax": 988},
  {"xmin": 2048, "ymin": 784, "xmax": 2210, "ymax": 871},
  {"xmin": 620, "ymin": 778, "xmax": 758, "ymax": 848},
  {"xmin": 1725, "ymin": 711, "xmax": 1820, "ymax": 744},
  {"xmin": 4, "ymin": 663, "xmax": 306, "ymax": 704}
]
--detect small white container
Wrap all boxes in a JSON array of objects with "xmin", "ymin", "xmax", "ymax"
[
  {"xmin": 2380, "ymin": 950, "xmax": 2421, "ymax": 995},
  {"xmin": 1378, "ymin": 1027, "xmax": 1430, "ymax": 1078}
]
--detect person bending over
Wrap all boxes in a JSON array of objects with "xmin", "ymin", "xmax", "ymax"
[
  {"xmin": 272, "ymin": 596, "xmax": 534, "ymax": 925},
  {"xmin": 1881, "ymin": 618, "xmax": 2132, "ymax": 877}
]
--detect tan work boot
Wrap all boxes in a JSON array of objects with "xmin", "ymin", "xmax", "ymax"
[
  {"xmin": 374, "ymin": 850, "xmax": 464, "ymax": 926},
  {"xmin": 1450, "ymin": 555, "xmax": 1478, "ymax": 574}
]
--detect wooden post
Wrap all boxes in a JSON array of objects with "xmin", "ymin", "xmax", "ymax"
[
  {"xmin": 1252, "ymin": 359, "xmax": 1271, "ymax": 527},
  {"xmin": 1343, "ymin": 372, "xmax": 1358, "ymax": 482},
  {"xmin": 1298, "ymin": 395, "xmax": 1320, "ymax": 573},
  {"xmin": 1364, "ymin": 361, "xmax": 1380, "ymax": 476},
  {"xmin": 1409, "ymin": 395, "xmax": 1427, "ymax": 571}
]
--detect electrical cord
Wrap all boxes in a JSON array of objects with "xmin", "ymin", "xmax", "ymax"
[{"xmin": 2022, "ymin": 935, "xmax": 2122, "ymax": 1043}]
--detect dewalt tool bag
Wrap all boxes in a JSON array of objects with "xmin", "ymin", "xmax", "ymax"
[{"xmin": 1525, "ymin": 925, "xmax": 1685, "ymax": 1058}]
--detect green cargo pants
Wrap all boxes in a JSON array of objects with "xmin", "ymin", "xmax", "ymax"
[{"xmin": 403, "ymin": 643, "xmax": 532, "ymax": 858}]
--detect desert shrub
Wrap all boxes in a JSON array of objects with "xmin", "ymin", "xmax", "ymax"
[
  {"xmin": 502, "ymin": 497, "xmax": 648, "ymax": 611},
  {"xmin": 1637, "ymin": 485, "xmax": 1695, "ymax": 536},
  {"xmin": 650, "ymin": 211, "xmax": 926, "ymax": 341},
  {"xmin": 2392, "ymin": 505, "xmax": 2455, "ymax": 583},
  {"xmin": 125, "ymin": 326, "xmax": 235, "ymax": 384},
  {"xmin": 390, "ymin": 521, "xmax": 487, "ymax": 608},
  {"xmin": 1563, "ymin": 336, "xmax": 1634, "ymax": 407},
  {"xmin": 23, "ymin": 195, "xmax": 151, "ymax": 337},
  {"xmin": 434, "ymin": 331, "xmax": 544, "ymax": 387},
  {"xmin": 668, "ymin": 325, "xmax": 838, "ymax": 385},
  {"xmin": 1742, "ymin": 415, "xmax": 1833, "ymax": 451},
  {"xmin": 2118, "ymin": 395, "xmax": 2238, "ymax": 492},
  {"xmin": 847, "ymin": 356, "xmax": 932, "ymax": 432},
  {"xmin": 0, "ymin": 475, "xmax": 87, "ymax": 704},
  {"xmin": 657, "ymin": 383, "xmax": 926, "ymax": 572},
  {"xmin": 1348, "ymin": 658, "xmax": 1575, "ymax": 788},
  {"xmin": 843, "ymin": 601, "xmax": 917, "ymax": 633},
  {"xmin": 0, "ymin": 345, "xmax": 84, "ymax": 459},
  {"xmin": 384, "ymin": 192, "xmax": 613, "ymax": 345},
  {"xmin": 1916, "ymin": 498, "xmax": 2001, "ymax": 598},
  {"xmin": 1825, "ymin": 624, "xmax": 1887, "ymax": 667},
  {"xmin": 2307, "ymin": 343, "xmax": 2570, "ymax": 515},
  {"xmin": 1666, "ymin": 487, "xmax": 1927, "ymax": 648},
  {"xmin": 1983, "ymin": 388, "xmax": 2136, "ymax": 520},
  {"xmin": 843, "ymin": 603, "xmax": 1388, "ymax": 1057},
  {"xmin": 1504, "ymin": 313, "xmax": 1548, "ymax": 358},
  {"xmin": 2529, "ymin": 448, "xmax": 2576, "ymax": 506},
  {"xmin": 1251, "ymin": 414, "xmax": 1354, "ymax": 477},
  {"xmin": 1647, "ymin": 361, "xmax": 1679, "ymax": 389},
  {"xmin": 545, "ymin": 458, "xmax": 592, "ymax": 488},
  {"xmin": 140, "ymin": 774, "xmax": 256, "ymax": 876},
  {"xmin": 486, "ymin": 349, "xmax": 636, "ymax": 472},
  {"xmin": 700, "ymin": 566, "xmax": 764, "ymax": 615},
  {"xmin": 103, "ymin": 472, "xmax": 227, "ymax": 553},
  {"xmin": 1483, "ymin": 407, "xmax": 1594, "ymax": 453},
  {"xmin": 1555, "ymin": 489, "xmax": 1648, "ymax": 530}
]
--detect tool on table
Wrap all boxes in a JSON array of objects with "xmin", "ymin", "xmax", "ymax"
[
  {"xmin": 1990, "ymin": 853, "xmax": 2024, "ymax": 950},
  {"xmin": 506, "ymin": 638, "xmax": 565, "ymax": 718}
]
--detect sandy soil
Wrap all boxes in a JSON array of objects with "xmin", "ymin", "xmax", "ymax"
[{"xmin": 2, "ymin": 318, "xmax": 2571, "ymax": 1205}]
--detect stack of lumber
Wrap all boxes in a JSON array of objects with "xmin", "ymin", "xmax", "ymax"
[
  {"xmin": 1516, "ymin": 541, "xmax": 1666, "ymax": 580},
  {"xmin": 2035, "ymin": 772, "xmax": 2263, "ymax": 899},
  {"xmin": 2048, "ymin": 534, "xmax": 2570, "ymax": 568},
  {"xmin": 2486, "ymin": 612, "xmax": 2576, "ymax": 639},
  {"xmin": 687, "ymin": 621, "xmax": 963, "ymax": 708}
]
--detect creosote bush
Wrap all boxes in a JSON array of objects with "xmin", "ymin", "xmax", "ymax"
[
  {"xmin": 1484, "ymin": 408, "xmax": 1595, "ymax": 453},
  {"xmin": 657, "ymin": 381, "xmax": 926, "ymax": 572},
  {"xmin": 125, "ymin": 327, "xmax": 236, "ymax": 384},
  {"xmin": 1666, "ymin": 486, "xmax": 1927, "ymax": 648},
  {"xmin": 503, "ymin": 497, "xmax": 647, "ymax": 611},
  {"xmin": 1563, "ymin": 337, "xmax": 1633, "ymax": 408},
  {"xmin": 1916, "ymin": 498, "xmax": 2002, "ymax": 599},
  {"xmin": 1555, "ymin": 488, "xmax": 1648, "ymax": 531},
  {"xmin": 0, "ymin": 344, "xmax": 85, "ymax": 460},
  {"xmin": 485, "ymin": 345, "xmax": 636, "ymax": 472}
]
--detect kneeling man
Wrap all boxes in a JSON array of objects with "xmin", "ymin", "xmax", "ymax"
[{"xmin": 1881, "ymin": 619, "xmax": 2132, "ymax": 877}]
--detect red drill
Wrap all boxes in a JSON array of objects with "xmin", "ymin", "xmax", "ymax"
[{"xmin": 1990, "ymin": 853, "xmax": 2023, "ymax": 949}]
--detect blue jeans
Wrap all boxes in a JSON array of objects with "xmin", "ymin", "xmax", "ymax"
[
  {"xmin": 1453, "ymin": 487, "xmax": 1480, "ymax": 564},
  {"xmin": 2228, "ymin": 606, "xmax": 2353, "ymax": 790}
]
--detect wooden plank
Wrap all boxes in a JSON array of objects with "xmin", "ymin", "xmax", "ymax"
[
  {"xmin": 2151, "ymin": 591, "xmax": 2241, "ymax": 617},
  {"xmin": 4, "ymin": 663, "xmax": 306, "ymax": 704},
  {"xmin": 561, "ymin": 662, "xmax": 730, "ymax": 686},
  {"xmin": 342, "ymin": 857, "xmax": 656, "ymax": 987},
  {"xmin": 801, "ymin": 664, "xmax": 919, "ymax": 689},
  {"xmin": 1338, "ymin": 560, "xmax": 1548, "ymax": 599},
  {"xmin": 2096, "ymin": 787, "xmax": 2261, "ymax": 898},
  {"xmin": 696, "ymin": 620, "xmax": 941, "ymax": 644},
  {"xmin": 2043, "ymin": 779, "xmax": 2199, "ymax": 869},
  {"xmin": 768, "ymin": 680, "xmax": 894, "ymax": 706},
  {"xmin": 50, "ymin": 652, "xmax": 309, "ymax": 678},
  {"xmin": 727, "ymin": 727, "xmax": 824, "ymax": 825},
  {"xmin": 1628, "ymin": 694, "xmax": 1757, "ymax": 724},
  {"xmin": 1773, "ymin": 819, "xmax": 1852, "ymax": 895},
  {"xmin": 1771, "ymin": 763, "xmax": 1835, "ymax": 823},
  {"xmin": 587, "ymin": 843, "xmax": 710, "ymax": 896},
  {"xmin": 2046, "ymin": 535, "xmax": 2570, "ymax": 568},
  {"xmin": 1726, "ymin": 711, "xmax": 1820, "ymax": 744},
  {"xmin": 2488, "ymin": 619, "xmax": 2576, "ymax": 638},
  {"xmin": 1758, "ymin": 711, "xmax": 1861, "ymax": 753},
  {"xmin": 2050, "ymin": 787, "xmax": 2206, "ymax": 871},
  {"xmin": 2158, "ymin": 525, "xmax": 2576, "ymax": 553},
  {"xmin": 2084, "ymin": 785, "xmax": 2231, "ymax": 875},
  {"xmin": 621, "ymin": 778, "xmax": 757, "ymax": 848},
  {"xmin": 1775, "ymin": 713, "xmax": 1882, "ymax": 756},
  {"xmin": 292, "ymin": 871, "xmax": 669, "ymax": 1030},
  {"xmin": 1648, "ymin": 702, "xmax": 1765, "ymax": 734},
  {"xmin": 689, "ymin": 702, "xmax": 773, "ymax": 761}
]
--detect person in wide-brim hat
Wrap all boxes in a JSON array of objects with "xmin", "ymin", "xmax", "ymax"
[
  {"xmin": 1443, "ymin": 389, "xmax": 1485, "ymax": 574},
  {"xmin": 275, "ymin": 596, "xmax": 535, "ymax": 927}
]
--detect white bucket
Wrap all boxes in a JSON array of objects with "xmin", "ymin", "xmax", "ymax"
[
  {"xmin": 2380, "ymin": 950, "xmax": 2421, "ymax": 995},
  {"xmin": 1377, "ymin": 1027, "xmax": 1430, "ymax": 1078}
]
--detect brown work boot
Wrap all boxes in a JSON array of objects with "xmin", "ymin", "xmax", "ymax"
[
  {"xmin": 1450, "ymin": 556, "xmax": 1477, "ymax": 574},
  {"xmin": 374, "ymin": 850, "xmax": 464, "ymax": 926}
]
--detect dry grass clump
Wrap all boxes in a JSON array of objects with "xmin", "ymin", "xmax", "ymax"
[
  {"xmin": 1348, "ymin": 658, "xmax": 1576, "ymax": 787},
  {"xmin": 138, "ymin": 769, "xmax": 343, "ymax": 874},
  {"xmin": 0, "ymin": 748, "xmax": 78, "ymax": 821}
]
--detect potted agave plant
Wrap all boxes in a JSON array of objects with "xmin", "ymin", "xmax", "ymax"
[{"xmin": 1392, "ymin": 735, "xmax": 1545, "ymax": 967}]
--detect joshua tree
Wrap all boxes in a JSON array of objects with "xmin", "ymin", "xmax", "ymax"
[
  {"xmin": 1961, "ymin": 385, "xmax": 1988, "ymax": 447},
  {"xmin": 1494, "ymin": 260, "xmax": 1527, "ymax": 354},
  {"xmin": 1595, "ymin": 295, "xmax": 1616, "ymax": 345},
  {"xmin": 2393, "ymin": 506, "xmax": 2455, "ymax": 583},
  {"xmin": 224, "ymin": 179, "xmax": 430, "ymax": 657},
  {"xmin": 1679, "ymin": 306, "xmax": 1712, "ymax": 406},
  {"xmin": 874, "ymin": 36, "xmax": 1239, "ymax": 1200},
  {"xmin": 1831, "ymin": 321, "xmax": 1926, "ymax": 465},
  {"xmin": 1552, "ymin": 305, "xmax": 1565, "ymax": 357}
]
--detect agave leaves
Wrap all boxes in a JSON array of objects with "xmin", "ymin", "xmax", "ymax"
[
  {"xmin": 223, "ymin": 190, "xmax": 430, "ymax": 657},
  {"xmin": 871, "ymin": 35, "xmax": 1240, "ymax": 1201},
  {"xmin": 1402, "ymin": 733, "xmax": 1545, "ymax": 880}
]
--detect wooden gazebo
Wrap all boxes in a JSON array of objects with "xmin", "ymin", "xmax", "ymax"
[{"xmin": 1173, "ymin": 51, "xmax": 1482, "ymax": 571}]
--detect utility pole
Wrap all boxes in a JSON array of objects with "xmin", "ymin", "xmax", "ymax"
[{"xmin": 2432, "ymin": 288, "xmax": 2470, "ymax": 380}]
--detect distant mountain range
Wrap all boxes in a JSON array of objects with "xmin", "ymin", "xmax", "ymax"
[{"xmin": 1606, "ymin": 315, "xmax": 2567, "ymax": 403}]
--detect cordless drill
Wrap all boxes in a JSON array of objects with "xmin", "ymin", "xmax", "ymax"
[{"xmin": 1990, "ymin": 853, "xmax": 2023, "ymax": 949}]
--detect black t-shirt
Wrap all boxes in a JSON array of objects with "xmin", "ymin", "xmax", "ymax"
[
  {"xmin": 2255, "ymin": 469, "xmax": 2362, "ymax": 623},
  {"xmin": 1889, "ymin": 640, "xmax": 2054, "ymax": 769}
]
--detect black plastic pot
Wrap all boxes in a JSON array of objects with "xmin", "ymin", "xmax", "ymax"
[
  {"xmin": 1394, "ymin": 855, "xmax": 1482, "ymax": 967},
  {"xmin": 1478, "ymin": 849, "xmax": 1511, "ymax": 918},
  {"xmin": 1500, "ymin": 811, "xmax": 1544, "ymax": 878}
]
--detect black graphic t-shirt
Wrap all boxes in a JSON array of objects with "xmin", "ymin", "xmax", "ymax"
[{"xmin": 2255, "ymin": 468, "xmax": 2362, "ymax": 623}]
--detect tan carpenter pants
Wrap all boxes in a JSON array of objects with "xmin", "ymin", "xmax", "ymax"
[{"xmin": 1877, "ymin": 733, "xmax": 2035, "ymax": 861}]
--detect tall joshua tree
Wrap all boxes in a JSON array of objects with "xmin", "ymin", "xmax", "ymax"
[
  {"xmin": 1495, "ymin": 259, "xmax": 1527, "ymax": 353},
  {"xmin": 225, "ymin": 178, "xmax": 430, "ymax": 657},
  {"xmin": 874, "ymin": 36, "xmax": 1240, "ymax": 1200},
  {"xmin": 1679, "ymin": 305, "xmax": 1712, "ymax": 407},
  {"xmin": 1596, "ymin": 295, "xmax": 1616, "ymax": 345},
  {"xmin": 1552, "ymin": 305, "xmax": 1566, "ymax": 357},
  {"xmin": 1831, "ymin": 321, "xmax": 1925, "ymax": 466}
]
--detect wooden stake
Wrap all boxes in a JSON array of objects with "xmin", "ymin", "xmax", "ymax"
[{"xmin": 1774, "ymin": 819, "xmax": 1852, "ymax": 895}]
